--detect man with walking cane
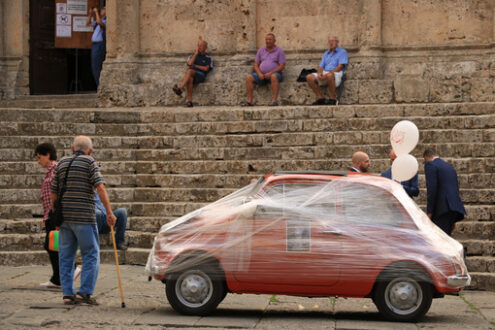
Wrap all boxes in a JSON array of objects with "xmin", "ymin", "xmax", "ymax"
[{"xmin": 51, "ymin": 136, "xmax": 116, "ymax": 305}]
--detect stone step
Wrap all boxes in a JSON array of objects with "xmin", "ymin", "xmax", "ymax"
[
  {"xmin": 2, "ymin": 102, "xmax": 493, "ymax": 123},
  {"xmin": 465, "ymin": 256, "xmax": 495, "ymax": 273},
  {"xmin": 133, "ymin": 158, "xmax": 495, "ymax": 175},
  {"xmin": 6, "ymin": 186, "xmax": 495, "ymax": 207},
  {"xmin": 466, "ymin": 272, "xmax": 495, "ymax": 291},
  {"xmin": 453, "ymin": 221, "xmax": 495, "ymax": 240},
  {"xmin": 0, "ymin": 136, "xmax": 140, "ymax": 150},
  {"xmin": 0, "ymin": 94, "xmax": 98, "ymax": 109},
  {"xmin": 459, "ymin": 240, "xmax": 495, "ymax": 257},
  {"xmin": 2, "ymin": 117, "xmax": 494, "ymax": 139},
  {"xmin": 1, "ymin": 170, "xmax": 493, "ymax": 192},
  {"xmin": 0, "ymin": 231, "xmax": 154, "ymax": 251},
  {"xmin": 0, "ymin": 219, "xmax": 43, "ymax": 234},
  {"xmin": 1, "ymin": 199, "xmax": 492, "ymax": 222}
]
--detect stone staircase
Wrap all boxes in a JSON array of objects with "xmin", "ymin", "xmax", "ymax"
[{"xmin": 0, "ymin": 101, "xmax": 494, "ymax": 290}]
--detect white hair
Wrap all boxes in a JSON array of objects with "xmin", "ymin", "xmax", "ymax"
[{"xmin": 72, "ymin": 136, "xmax": 93, "ymax": 151}]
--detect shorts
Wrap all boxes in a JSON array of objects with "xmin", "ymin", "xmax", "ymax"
[
  {"xmin": 252, "ymin": 72, "xmax": 283, "ymax": 85},
  {"xmin": 192, "ymin": 68, "xmax": 206, "ymax": 84},
  {"xmin": 312, "ymin": 70, "xmax": 343, "ymax": 87}
]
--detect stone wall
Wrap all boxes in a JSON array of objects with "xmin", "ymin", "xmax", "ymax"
[
  {"xmin": 1, "ymin": 0, "xmax": 494, "ymax": 103},
  {"xmin": 99, "ymin": 0, "xmax": 495, "ymax": 107},
  {"xmin": 0, "ymin": 0, "xmax": 29, "ymax": 100}
]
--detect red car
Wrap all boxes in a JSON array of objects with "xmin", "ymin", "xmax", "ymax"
[{"xmin": 146, "ymin": 171, "xmax": 470, "ymax": 322}]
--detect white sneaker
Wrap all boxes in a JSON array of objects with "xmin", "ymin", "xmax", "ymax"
[
  {"xmin": 40, "ymin": 281, "xmax": 61, "ymax": 289},
  {"xmin": 73, "ymin": 266, "xmax": 82, "ymax": 281}
]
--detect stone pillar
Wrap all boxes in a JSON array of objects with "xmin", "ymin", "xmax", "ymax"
[
  {"xmin": 106, "ymin": 0, "xmax": 140, "ymax": 59},
  {"xmin": 1, "ymin": 0, "xmax": 29, "ymax": 99},
  {"xmin": 0, "ymin": 1, "xmax": 4, "ymax": 57},
  {"xmin": 359, "ymin": 0, "xmax": 382, "ymax": 51},
  {"xmin": 235, "ymin": 0, "xmax": 257, "ymax": 53}
]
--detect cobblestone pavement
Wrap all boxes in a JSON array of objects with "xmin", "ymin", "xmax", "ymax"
[{"xmin": 1, "ymin": 264, "xmax": 494, "ymax": 329}]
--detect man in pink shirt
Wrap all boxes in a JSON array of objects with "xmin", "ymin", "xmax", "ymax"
[{"xmin": 243, "ymin": 33, "xmax": 286, "ymax": 106}]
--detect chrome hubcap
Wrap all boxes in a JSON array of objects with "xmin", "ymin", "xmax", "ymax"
[
  {"xmin": 385, "ymin": 277, "xmax": 422, "ymax": 315},
  {"xmin": 176, "ymin": 270, "xmax": 213, "ymax": 308}
]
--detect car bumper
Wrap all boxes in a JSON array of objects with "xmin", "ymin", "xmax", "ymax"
[{"xmin": 447, "ymin": 274, "xmax": 471, "ymax": 288}]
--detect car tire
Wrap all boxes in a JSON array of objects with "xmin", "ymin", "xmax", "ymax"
[
  {"xmin": 373, "ymin": 271, "xmax": 432, "ymax": 322},
  {"xmin": 165, "ymin": 263, "xmax": 226, "ymax": 316}
]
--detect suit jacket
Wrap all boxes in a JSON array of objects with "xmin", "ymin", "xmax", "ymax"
[
  {"xmin": 381, "ymin": 168, "xmax": 419, "ymax": 198},
  {"xmin": 424, "ymin": 158, "xmax": 466, "ymax": 221}
]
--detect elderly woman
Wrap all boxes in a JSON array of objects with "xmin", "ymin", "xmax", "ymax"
[{"xmin": 35, "ymin": 143, "xmax": 81, "ymax": 288}]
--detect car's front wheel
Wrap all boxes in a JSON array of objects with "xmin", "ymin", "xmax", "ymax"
[
  {"xmin": 373, "ymin": 273, "xmax": 432, "ymax": 322},
  {"xmin": 165, "ymin": 263, "xmax": 226, "ymax": 316}
]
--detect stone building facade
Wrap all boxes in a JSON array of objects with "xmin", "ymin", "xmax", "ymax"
[{"xmin": 1, "ymin": 0, "xmax": 495, "ymax": 105}]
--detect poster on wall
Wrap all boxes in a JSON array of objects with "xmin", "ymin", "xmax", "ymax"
[
  {"xmin": 73, "ymin": 16, "xmax": 93, "ymax": 32},
  {"xmin": 56, "ymin": 25, "xmax": 72, "ymax": 38},
  {"xmin": 55, "ymin": 0, "xmax": 98, "ymax": 49},
  {"xmin": 67, "ymin": 0, "xmax": 87, "ymax": 15},
  {"xmin": 56, "ymin": 2, "xmax": 67, "ymax": 13},
  {"xmin": 56, "ymin": 13, "xmax": 71, "ymax": 25}
]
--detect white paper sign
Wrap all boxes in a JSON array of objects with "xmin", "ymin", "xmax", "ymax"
[
  {"xmin": 67, "ymin": 0, "xmax": 87, "ymax": 15},
  {"xmin": 56, "ymin": 25, "xmax": 72, "ymax": 38},
  {"xmin": 73, "ymin": 16, "xmax": 93, "ymax": 32},
  {"xmin": 56, "ymin": 3, "xmax": 67, "ymax": 14},
  {"xmin": 57, "ymin": 14, "xmax": 71, "ymax": 26}
]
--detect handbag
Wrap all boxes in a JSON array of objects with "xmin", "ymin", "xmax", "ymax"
[
  {"xmin": 48, "ymin": 229, "xmax": 59, "ymax": 252},
  {"xmin": 296, "ymin": 68, "xmax": 317, "ymax": 82},
  {"xmin": 48, "ymin": 156, "xmax": 77, "ymax": 228}
]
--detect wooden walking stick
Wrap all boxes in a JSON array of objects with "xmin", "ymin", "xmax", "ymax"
[{"xmin": 110, "ymin": 225, "xmax": 126, "ymax": 308}]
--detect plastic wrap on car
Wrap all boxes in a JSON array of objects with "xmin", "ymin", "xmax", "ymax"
[{"xmin": 145, "ymin": 174, "xmax": 469, "ymax": 292}]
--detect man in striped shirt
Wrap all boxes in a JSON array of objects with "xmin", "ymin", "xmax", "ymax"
[{"xmin": 51, "ymin": 136, "xmax": 116, "ymax": 305}]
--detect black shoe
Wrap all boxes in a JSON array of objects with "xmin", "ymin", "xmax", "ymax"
[
  {"xmin": 242, "ymin": 101, "xmax": 254, "ymax": 107},
  {"xmin": 326, "ymin": 99, "xmax": 337, "ymax": 105},
  {"xmin": 312, "ymin": 98, "xmax": 326, "ymax": 105},
  {"xmin": 172, "ymin": 84, "xmax": 182, "ymax": 96},
  {"xmin": 117, "ymin": 243, "xmax": 128, "ymax": 251},
  {"xmin": 185, "ymin": 101, "xmax": 193, "ymax": 108}
]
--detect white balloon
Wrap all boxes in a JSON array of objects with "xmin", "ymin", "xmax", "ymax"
[
  {"xmin": 390, "ymin": 120, "xmax": 419, "ymax": 155},
  {"xmin": 392, "ymin": 154, "xmax": 418, "ymax": 182}
]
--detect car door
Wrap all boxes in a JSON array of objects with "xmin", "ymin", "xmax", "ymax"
[
  {"xmin": 232, "ymin": 180, "xmax": 342, "ymax": 289},
  {"xmin": 333, "ymin": 182, "xmax": 418, "ymax": 295}
]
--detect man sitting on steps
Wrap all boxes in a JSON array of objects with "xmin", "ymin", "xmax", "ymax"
[
  {"xmin": 172, "ymin": 40, "xmax": 213, "ymax": 108},
  {"xmin": 95, "ymin": 192, "xmax": 128, "ymax": 250},
  {"xmin": 306, "ymin": 36, "xmax": 348, "ymax": 106}
]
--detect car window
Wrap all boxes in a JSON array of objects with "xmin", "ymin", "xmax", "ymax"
[
  {"xmin": 341, "ymin": 183, "xmax": 404, "ymax": 227},
  {"xmin": 257, "ymin": 181, "xmax": 337, "ymax": 222}
]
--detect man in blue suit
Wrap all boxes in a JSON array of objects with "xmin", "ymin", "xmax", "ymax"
[
  {"xmin": 381, "ymin": 149, "xmax": 419, "ymax": 198},
  {"xmin": 423, "ymin": 149, "xmax": 466, "ymax": 235}
]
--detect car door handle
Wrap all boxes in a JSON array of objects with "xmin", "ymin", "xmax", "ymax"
[{"xmin": 321, "ymin": 230, "xmax": 343, "ymax": 235}]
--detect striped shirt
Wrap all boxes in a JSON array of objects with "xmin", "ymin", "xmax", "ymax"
[
  {"xmin": 51, "ymin": 151, "xmax": 105, "ymax": 224},
  {"xmin": 41, "ymin": 161, "xmax": 58, "ymax": 222}
]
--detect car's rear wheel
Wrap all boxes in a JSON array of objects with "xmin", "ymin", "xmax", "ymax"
[
  {"xmin": 165, "ymin": 263, "xmax": 226, "ymax": 316},
  {"xmin": 373, "ymin": 272, "xmax": 432, "ymax": 322}
]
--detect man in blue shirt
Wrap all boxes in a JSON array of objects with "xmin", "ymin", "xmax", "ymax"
[
  {"xmin": 95, "ymin": 192, "xmax": 128, "ymax": 250},
  {"xmin": 306, "ymin": 36, "xmax": 348, "ymax": 105},
  {"xmin": 86, "ymin": 6, "xmax": 106, "ymax": 86},
  {"xmin": 172, "ymin": 40, "xmax": 213, "ymax": 107},
  {"xmin": 381, "ymin": 149, "xmax": 419, "ymax": 198}
]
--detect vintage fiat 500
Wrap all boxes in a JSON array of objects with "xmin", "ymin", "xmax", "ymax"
[{"xmin": 146, "ymin": 171, "xmax": 470, "ymax": 322}]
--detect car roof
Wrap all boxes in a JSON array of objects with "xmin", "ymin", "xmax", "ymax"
[{"xmin": 264, "ymin": 171, "xmax": 395, "ymax": 192}]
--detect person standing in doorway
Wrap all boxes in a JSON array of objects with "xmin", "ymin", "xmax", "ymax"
[{"xmin": 87, "ymin": 6, "xmax": 106, "ymax": 86}]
